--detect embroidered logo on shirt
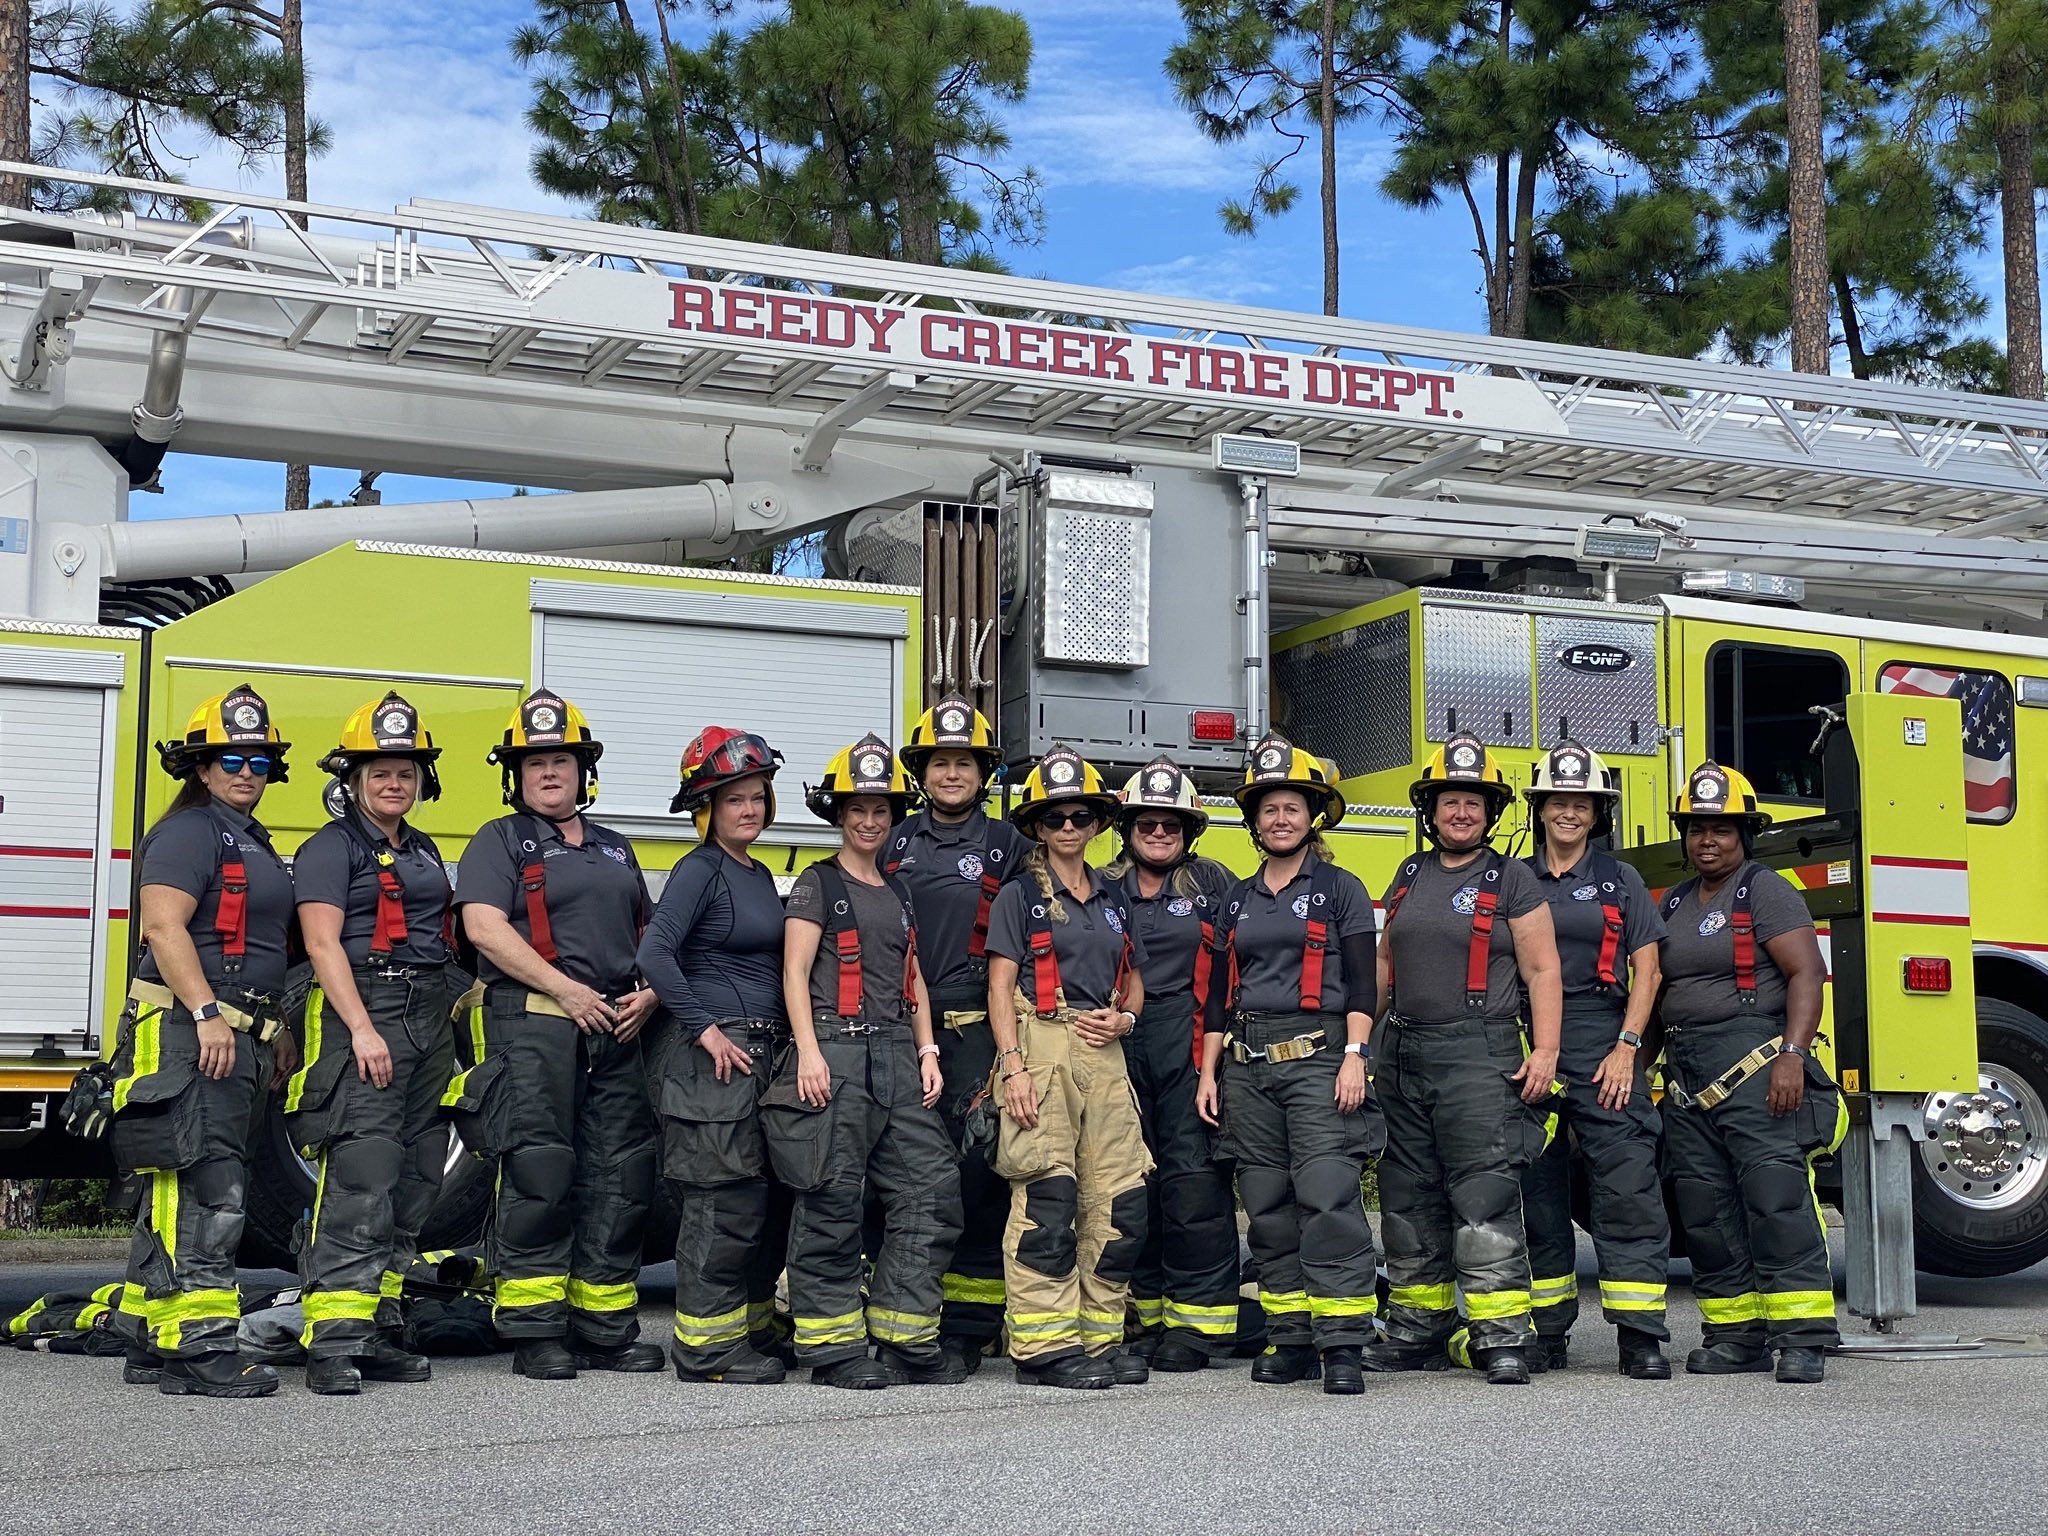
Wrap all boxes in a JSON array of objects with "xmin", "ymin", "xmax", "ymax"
[
  {"xmin": 1571, "ymin": 884, "xmax": 1599, "ymax": 902},
  {"xmin": 1699, "ymin": 910, "xmax": 1728, "ymax": 937},
  {"xmin": 1104, "ymin": 907, "xmax": 1125, "ymax": 934},
  {"xmin": 1167, "ymin": 897, "xmax": 1195, "ymax": 917},
  {"xmin": 1452, "ymin": 885, "xmax": 1481, "ymax": 915},
  {"xmin": 601, "ymin": 845, "xmax": 629, "ymax": 865},
  {"xmin": 1292, "ymin": 894, "xmax": 1311, "ymax": 918},
  {"xmin": 957, "ymin": 853, "xmax": 984, "ymax": 881}
]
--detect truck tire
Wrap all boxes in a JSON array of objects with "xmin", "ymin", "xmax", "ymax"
[
  {"xmin": 239, "ymin": 1097, "xmax": 493, "ymax": 1270},
  {"xmin": 1911, "ymin": 998, "xmax": 2048, "ymax": 1278}
]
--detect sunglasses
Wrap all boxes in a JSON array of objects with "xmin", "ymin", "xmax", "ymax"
[
  {"xmin": 1037, "ymin": 808, "xmax": 1099, "ymax": 831},
  {"xmin": 216, "ymin": 754, "xmax": 273, "ymax": 778},
  {"xmin": 1132, "ymin": 817, "xmax": 1184, "ymax": 836}
]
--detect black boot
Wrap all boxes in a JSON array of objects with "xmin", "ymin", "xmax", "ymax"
[
  {"xmin": 939, "ymin": 1332, "xmax": 987, "ymax": 1377},
  {"xmin": 1482, "ymin": 1347, "xmax": 1530, "ymax": 1385},
  {"xmin": 1014, "ymin": 1352, "xmax": 1116, "ymax": 1390},
  {"xmin": 1321, "ymin": 1346, "xmax": 1365, "ymax": 1395},
  {"xmin": 158, "ymin": 1350, "xmax": 280, "ymax": 1398},
  {"xmin": 1685, "ymin": 1340, "xmax": 1771, "ymax": 1375},
  {"xmin": 122, "ymin": 1347, "xmax": 162, "ymax": 1386},
  {"xmin": 877, "ymin": 1346, "xmax": 967, "ymax": 1385},
  {"xmin": 512, "ymin": 1339, "xmax": 579, "ymax": 1380},
  {"xmin": 571, "ymin": 1338, "xmax": 665, "ymax": 1373},
  {"xmin": 1101, "ymin": 1349, "xmax": 1150, "ymax": 1385},
  {"xmin": 812, "ymin": 1356, "xmax": 894, "ymax": 1390},
  {"xmin": 1775, "ymin": 1347, "xmax": 1826, "ymax": 1384},
  {"xmin": 673, "ymin": 1345, "xmax": 787, "ymax": 1385},
  {"xmin": 1150, "ymin": 1334, "xmax": 1212, "ymax": 1373},
  {"xmin": 1617, "ymin": 1328, "xmax": 1672, "ymax": 1380},
  {"xmin": 1126, "ymin": 1331, "xmax": 1162, "ymax": 1361},
  {"xmin": 1250, "ymin": 1343, "xmax": 1321, "ymax": 1384},
  {"xmin": 1527, "ymin": 1335, "xmax": 1568, "ymax": 1373},
  {"xmin": 305, "ymin": 1355, "xmax": 363, "ymax": 1396},
  {"xmin": 1359, "ymin": 1337, "xmax": 1454, "ymax": 1374},
  {"xmin": 359, "ymin": 1331, "xmax": 431, "ymax": 1383}
]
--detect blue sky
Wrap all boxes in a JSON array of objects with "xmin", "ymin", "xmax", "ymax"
[{"xmin": 131, "ymin": 0, "xmax": 1500, "ymax": 523}]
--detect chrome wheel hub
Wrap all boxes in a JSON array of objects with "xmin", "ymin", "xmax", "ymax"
[{"xmin": 1920, "ymin": 1062, "xmax": 2048, "ymax": 1211}]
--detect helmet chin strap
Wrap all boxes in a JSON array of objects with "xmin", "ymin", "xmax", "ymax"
[{"xmin": 1132, "ymin": 847, "xmax": 1184, "ymax": 875}]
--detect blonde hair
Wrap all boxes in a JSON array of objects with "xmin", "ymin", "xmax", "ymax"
[
  {"xmin": 1026, "ymin": 844, "xmax": 1070, "ymax": 925},
  {"xmin": 1103, "ymin": 847, "xmax": 1205, "ymax": 900}
]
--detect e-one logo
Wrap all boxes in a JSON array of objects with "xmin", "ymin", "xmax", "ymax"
[{"xmin": 1557, "ymin": 645, "xmax": 1633, "ymax": 674}]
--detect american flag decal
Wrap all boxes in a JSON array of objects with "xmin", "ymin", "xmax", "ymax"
[{"xmin": 1878, "ymin": 664, "xmax": 2016, "ymax": 823}]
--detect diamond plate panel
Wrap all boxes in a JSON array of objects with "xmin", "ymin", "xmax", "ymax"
[
  {"xmin": 1534, "ymin": 614, "xmax": 1660, "ymax": 755},
  {"xmin": 1038, "ymin": 503, "xmax": 1151, "ymax": 667},
  {"xmin": 1422, "ymin": 603, "xmax": 1533, "ymax": 747},
  {"xmin": 1273, "ymin": 610, "xmax": 1411, "ymax": 778}
]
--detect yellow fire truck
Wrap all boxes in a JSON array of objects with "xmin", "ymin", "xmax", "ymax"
[{"xmin": 5, "ymin": 161, "xmax": 2048, "ymax": 1326}]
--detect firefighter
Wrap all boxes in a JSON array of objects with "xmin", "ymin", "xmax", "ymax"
[
  {"xmin": 985, "ymin": 744, "xmax": 1154, "ymax": 1390},
  {"xmin": 884, "ymin": 695, "xmax": 1030, "ymax": 1373},
  {"xmin": 1516, "ymin": 740, "xmax": 1671, "ymax": 1378},
  {"xmin": 454, "ymin": 689, "xmax": 662, "ymax": 1380},
  {"xmin": 771, "ymin": 735, "xmax": 962, "ymax": 1389},
  {"xmin": 287, "ymin": 692, "xmax": 454, "ymax": 1395},
  {"xmin": 1195, "ymin": 735, "xmax": 1382, "ymax": 1396},
  {"xmin": 113, "ymin": 683, "xmax": 296, "ymax": 1398},
  {"xmin": 1106, "ymin": 757, "xmax": 1239, "ymax": 1370},
  {"xmin": 1660, "ymin": 762, "xmax": 1840, "ymax": 1384},
  {"xmin": 636, "ymin": 726, "xmax": 794, "ymax": 1385},
  {"xmin": 1367, "ymin": 732, "xmax": 1562, "ymax": 1385}
]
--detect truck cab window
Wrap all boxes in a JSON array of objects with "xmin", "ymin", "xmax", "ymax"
[
  {"xmin": 1878, "ymin": 662, "xmax": 2017, "ymax": 825},
  {"xmin": 1708, "ymin": 643, "xmax": 1847, "ymax": 803}
]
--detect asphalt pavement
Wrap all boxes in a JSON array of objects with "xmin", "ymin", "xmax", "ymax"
[{"xmin": 4, "ymin": 1246, "xmax": 2045, "ymax": 1535}]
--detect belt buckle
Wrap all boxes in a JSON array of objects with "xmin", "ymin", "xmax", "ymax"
[
  {"xmin": 1233, "ymin": 1040, "xmax": 1265, "ymax": 1063},
  {"xmin": 1268, "ymin": 1037, "xmax": 1314, "ymax": 1064},
  {"xmin": 840, "ymin": 1020, "xmax": 880, "ymax": 1037}
]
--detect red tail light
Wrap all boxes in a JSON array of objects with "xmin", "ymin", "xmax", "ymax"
[
  {"xmin": 1902, "ymin": 957, "xmax": 1952, "ymax": 993},
  {"xmin": 1190, "ymin": 710, "xmax": 1238, "ymax": 743}
]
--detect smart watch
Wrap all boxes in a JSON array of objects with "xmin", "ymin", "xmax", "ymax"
[
  {"xmin": 1778, "ymin": 1040, "xmax": 1811, "ymax": 1060},
  {"xmin": 1616, "ymin": 1029, "xmax": 1643, "ymax": 1049},
  {"xmin": 1344, "ymin": 1042, "xmax": 1369, "ymax": 1060}
]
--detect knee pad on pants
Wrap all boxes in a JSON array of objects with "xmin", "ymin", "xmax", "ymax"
[
  {"xmin": 1015, "ymin": 1176, "xmax": 1078, "ymax": 1279},
  {"xmin": 1741, "ymin": 1159, "xmax": 1821, "ymax": 1253},
  {"xmin": 326, "ymin": 1135, "xmax": 405, "ymax": 1196},
  {"xmin": 1158, "ymin": 1170, "xmax": 1232, "ymax": 1249},
  {"xmin": 1672, "ymin": 1174, "xmax": 1744, "ymax": 1274},
  {"xmin": 1094, "ymin": 1185, "xmax": 1149, "ymax": 1285},
  {"xmin": 1237, "ymin": 1166, "xmax": 1294, "ymax": 1261},
  {"xmin": 1446, "ymin": 1169, "xmax": 1525, "ymax": 1273},
  {"xmin": 501, "ymin": 1144, "xmax": 576, "ymax": 1252},
  {"xmin": 678, "ymin": 1178, "xmax": 770, "ymax": 1280},
  {"xmin": 1295, "ymin": 1155, "xmax": 1372, "ymax": 1265},
  {"xmin": 404, "ymin": 1124, "xmax": 452, "ymax": 1189}
]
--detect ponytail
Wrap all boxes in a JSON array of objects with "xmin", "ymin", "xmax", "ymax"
[
  {"xmin": 1026, "ymin": 844, "xmax": 1068, "ymax": 925},
  {"xmin": 148, "ymin": 778, "xmax": 212, "ymax": 834}
]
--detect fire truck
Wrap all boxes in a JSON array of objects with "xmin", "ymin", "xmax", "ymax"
[{"xmin": 4, "ymin": 161, "xmax": 2048, "ymax": 1328}]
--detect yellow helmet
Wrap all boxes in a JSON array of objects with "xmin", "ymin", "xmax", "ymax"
[
  {"xmin": 1116, "ymin": 755, "xmax": 1209, "ymax": 841},
  {"xmin": 900, "ymin": 694, "xmax": 1002, "ymax": 782},
  {"xmin": 1010, "ymin": 743, "xmax": 1118, "ymax": 837},
  {"xmin": 487, "ymin": 688, "xmax": 602, "ymax": 807},
  {"xmin": 1409, "ymin": 732, "xmax": 1513, "ymax": 841},
  {"xmin": 155, "ymin": 682, "xmax": 291, "ymax": 783},
  {"xmin": 806, "ymin": 733, "xmax": 916, "ymax": 824},
  {"xmin": 1233, "ymin": 732, "xmax": 1345, "ymax": 831},
  {"xmin": 1524, "ymin": 739, "xmax": 1616, "ymax": 838},
  {"xmin": 317, "ymin": 691, "xmax": 443, "ymax": 801},
  {"xmin": 1673, "ymin": 761, "xmax": 1771, "ymax": 828}
]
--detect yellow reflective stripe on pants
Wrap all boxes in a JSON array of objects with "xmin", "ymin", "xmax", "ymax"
[
  {"xmin": 794, "ymin": 1310, "xmax": 867, "ymax": 1347},
  {"xmin": 746, "ymin": 1300, "xmax": 778, "ymax": 1331},
  {"xmin": 1163, "ymin": 1300, "xmax": 1239, "ymax": 1336},
  {"xmin": 943, "ymin": 1273, "xmax": 1005, "ymax": 1305},
  {"xmin": 1463, "ymin": 1289, "xmax": 1532, "ymax": 1322},
  {"xmin": 1130, "ymin": 1295, "xmax": 1166, "ymax": 1328},
  {"xmin": 117, "ymin": 1282, "xmax": 149, "ymax": 1322},
  {"xmin": 112, "ymin": 1004, "xmax": 164, "ymax": 1113},
  {"xmin": 1389, "ymin": 1282, "xmax": 1456, "ymax": 1312},
  {"xmin": 1699, "ymin": 1292, "xmax": 1765, "ymax": 1324},
  {"xmin": 1447, "ymin": 1325, "xmax": 1475, "ymax": 1369},
  {"xmin": 867, "ymin": 1306, "xmax": 939, "ymax": 1345},
  {"xmin": 1308, "ymin": 1294, "xmax": 1379, "ymax": 1318},
  {"xmin": 1078, "ymin": 1308, "xmax": 1122, "ymax": 1343},
  {"xmin": 151, "ymin": 1172, "xmax": 179, "ymax": 1266},
  {"xmin": 153, "ymin": 1287, "xmax": 240, "ymax": 1350},
  {"xmin": 1258, "ymin": 1288, "xmax": 1309, "ymax": 1316},
  {"xmin": 1530, "ymin": 1274, "xmax": 1578, "ymax": 1309},
  {"xmin": 1599, "ymin": 1280, "xmax": 1667, "ymax": 1312},
  {"xmin": 1762, "ymin": 1290, "xmax": 1835, "ymax": 1321},
  {"xmin": 303, "ymin": 1291, "xmax": 381, "ymax": 1324},
  {"xmin": 566, "ymin": 1278, "xmax": 637, "ymax": 1314},
  {"xmin": 8, "ymin": 1296, "xmax": 46, "ymax": 1335},
  {"xmin": 380, "ymin": 1270, "xmax": 405, "ymax": 1302},
  {"xmin": 1006, "ymin": 1310, "xmax": 1077, "ymax": 1340},
  {"xmin": 674, "ymin": 1305, "xmax": 750, "ymax": 1348},
  {"xmin": 284, "ymin": 986, "xmax": 324, "ymax": 1113},
  {"xmin": 495, "ymin": 1275, "xmax": 567, "ymax": 1310}
]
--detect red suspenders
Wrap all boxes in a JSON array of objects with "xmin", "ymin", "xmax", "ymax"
[
  {"xmin": 215, "ymin": 860, "xmax": 248, "ymax": 976},
  {"xmin": 1383, "ymin": 852, "xmax": 1501, "ymax": 1012}
]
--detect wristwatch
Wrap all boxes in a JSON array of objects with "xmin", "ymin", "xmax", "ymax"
[
  {"xmin": 1344, "ymin": 1042, "xmax": 1369, "ymax": 1060},
  {"xmin": 194, "ymin": 1001, "xmax": 222, "ymax": 1024},
  {"xmin": 1118, "ymin": 1009, "xmax": 1138, "ymax": 1032},
  {"xmin": 1779, "ymin": 1040, "xmax": 1811, "ymax": 1059},
  {"xmin": 1616, "ymin": 1029, "xmax": 1643, "ymax": 1049}
]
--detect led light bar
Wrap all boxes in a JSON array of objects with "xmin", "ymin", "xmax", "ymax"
[{"xmin": 1212, "ymin": 433, "xmax": 1301, "ymax": 477}]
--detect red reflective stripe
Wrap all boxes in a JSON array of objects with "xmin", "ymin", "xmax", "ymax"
[
  {"xmin": 1191, "ymin": 918, "xmax": 1214, "ymax": 1013},
  {"xmin": 370, "ymin": 867, "xmax": 409, "ymax": 957},
  {"xmin": 1596, "ymin": 902, "xmax": 1624, "ymax": 989},
  {"xmin": 1382, "ymin": 882, "xmax": 1411, "ymax": 995},
  {"xmin": 1114, "ymin": 934, "xmax": 1133, "ymax": 1006},
  {"xmin": 216, "ymin": 861, "xmax": 248, "ymax": 960},
  {"xmin": 1732, "ymin": 909, "xmax": 1757, "ymax": 999},
  {"xmin": 834, "ymin": 928, "xmax": 865, "ymax": 1018},
  {"xmin": 1466, "ymin": 891, "xmax": 1498, "ymax": 1005},
  {"xmin": 967, "ymin": 872, "xmax": 1002, "ymax": 959},
  {"xmin": 522, "ymin": 861, "xmax": 558, "ymax": 963},
  {"xmin": 1224, "ymin": 931, "xmax": 1241, "ymax": 1011},
  {"xmin": 1029, "ymin": 933, "xmax": 1061, "ymax": 1015},
  {"xmin": 902, "ymin": 924, "xmax": 919, "ymax": 1009},
  {"xmin": 1299, "ymin": 919, "xmax": 1328, "ymax": 1011}
]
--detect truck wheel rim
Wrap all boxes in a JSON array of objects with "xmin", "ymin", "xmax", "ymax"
[{"xmin": 1920, "ymin": 1061, "xmax": 2048, "ymax": 1212}]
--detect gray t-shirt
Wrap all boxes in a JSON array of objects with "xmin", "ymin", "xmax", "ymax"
[
  {"xmin": 1219, "ymin": 853, "xmax": 1376, "ymax": 1014},
  {"xmin": 883, "ymin": 808, "xmax": 1029, "ymax": 993},
  {"xmin": 785, "ymin": 863, "xmax": 913, "ymax": 1021},
  {"xmin": 1526, "ymin": 851, "xmax": 1664, "ymax": 998},
  {"xmin": 294, "ymin": 815, "xmax": 452, "ymax": 968},
  {"xmin": 1658, "ymin": 864, "xmax": 1813, "ymax": 1028},
  {"xmin": 1118, "ymin": 856, "xmax": 1235, "ymax": 1009},
  {"xmin": 454, "ymin": 813, "xmax": 650, "ymax": 996},
  {"xmin": 1382, "ymin": 852, "xmax": 1544, "ymax": 1022},
  {"xmin": 136, "ymin": 803, "xmax": 295, "ymax": 996},
  {"xmin": 986, "ymin": 868, "xmax": 1150, "ymax": 1012}
]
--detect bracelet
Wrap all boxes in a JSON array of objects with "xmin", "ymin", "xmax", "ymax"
[
  {"xmin": 1779, "ymin": 1040, "xmax": 1811, "ymax": 1060},
  {"xmin": 1001, "ymin": 1067, "xmax": 1026, "ymax": 1082},
  {"xmin": 997, "ymin": 1047, "xmax": 1024, "ymax": 1065},
  {"xmin": 917, "ymin": 1043, "xmax": 940, "ymax": 1059}
]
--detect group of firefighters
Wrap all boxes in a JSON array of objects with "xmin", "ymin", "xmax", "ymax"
[{"xmin": 100, "ymin": 678, "xmax": 1844, "ymax": 1398}]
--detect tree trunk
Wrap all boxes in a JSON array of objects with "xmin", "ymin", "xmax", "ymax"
[
  {"xmin": 282, "ymin": 0, "xmax": 310, "ymax": 511},
  {"xmin": 612, "ymin": 1, "xmax": 687, "ymax": 235},
  {"xmin": 1834, "ymin": 270, "xmax": 1869, "ymax": 378},
  {"xmin": 0, "ymin": 1178, "xmax": 40, "ymax": 1231},
  {"xmin": 1504, "ymin": 150, "xmax": 1540, "ymax": 338},
  {"xmin": 1780, "ymin": 0, "xmax": 1831, "ymax": 376},
  {"xmin": 1319, "ymin": 0, "xmax": 1338, "ymax": 315},
  {"xmin": 1994, "ymin": 42, "xmax": 2043, "ymax": 400},
  {"xmin": 1488, "ymin": 0, "xmax": 1513, "ymax": 334},
  {"xmin": 0, "ymin": 0, "xmax": 31, "ymax": 210},
  {"xmin": 647, "ymin": 0, "xmax": 703, "ymax": 237}
]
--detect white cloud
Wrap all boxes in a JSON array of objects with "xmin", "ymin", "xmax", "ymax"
[{"xmin": 1101, "ymin": 248, "xmax": 1288, "ymax": 306}]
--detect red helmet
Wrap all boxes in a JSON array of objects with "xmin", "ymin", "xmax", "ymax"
[{"xmin": 672, "ymin": 726, "xmax": 783, "ymax": 815}]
